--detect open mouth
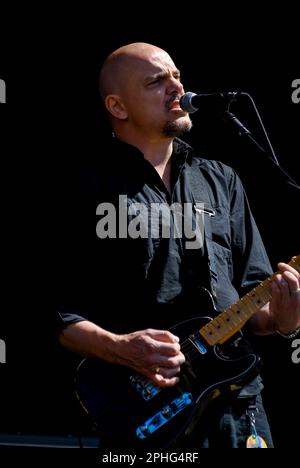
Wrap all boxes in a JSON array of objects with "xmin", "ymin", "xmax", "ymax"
[
  {"xmin": 167, "ymin": 98, "xmax": 184, "ymax": 111},
  {"xmin": 170, "ymin": 101, "xmax": 181, "ymax": 110}
]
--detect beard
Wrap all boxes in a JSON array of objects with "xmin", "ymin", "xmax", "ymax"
[{"xmin": 162, "ymin": 116, "xmax": 193, "ymax": 137}]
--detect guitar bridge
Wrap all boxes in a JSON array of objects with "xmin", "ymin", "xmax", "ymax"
[{"xmin": 130, "ymin": 374, "xmax": 161, "ymax": 401}]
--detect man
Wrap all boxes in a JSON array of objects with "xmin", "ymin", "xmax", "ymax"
[{"xmin": 57, "ymin": 43, "xmax": 300, "ymax": 448}]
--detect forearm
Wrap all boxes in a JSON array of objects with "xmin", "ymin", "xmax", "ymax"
[
  {"xmin": 59, "ymin": 320, "xmax": 121, "ymax": 364},
  {"xmin": 58, "ymin": 321, "xmax": 186, "ymax": 388}
]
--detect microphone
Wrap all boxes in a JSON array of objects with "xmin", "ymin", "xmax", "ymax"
[{"xmin": 180, "ymin": 91, "xmax": 239, "ymax": 113}]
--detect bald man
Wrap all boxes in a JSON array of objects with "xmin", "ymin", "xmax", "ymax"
[
  {"xmin": 57, "ymin": 43, "xmax": 300, "ymax": 448},
  {"xmin": 98, "ymin": 43, "xmax": 193, "ymax": 194}
]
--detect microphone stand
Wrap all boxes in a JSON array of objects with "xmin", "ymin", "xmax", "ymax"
[{"xmin": 222, "ymin": 93, "xmax": 300, "ymax": 191}]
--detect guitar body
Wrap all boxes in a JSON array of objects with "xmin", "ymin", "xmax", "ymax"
[
  {"xmin": 74, "ymin": 256, "xmax": 300, "ymax": 448},
  {"xmin": 75, "ymin": 316, "xmax": 260, "ymax": 449}
]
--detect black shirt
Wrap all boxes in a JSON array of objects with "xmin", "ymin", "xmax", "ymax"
[
  {"xmin": 56, "ymin": 136, "xmax": 272, "ymax": 334},
  {"xmin": 56, "ymin": 136, "xmax": 275, "ymax": 396}
]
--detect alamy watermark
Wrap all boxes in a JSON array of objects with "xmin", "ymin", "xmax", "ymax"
[
  {"xmin": 291, "ymin": 79, "xmax": 300, "ymax": 104},
  {"xmin": 0, "ymin": 78, "xmax": 6, "ymax": 103},
  {"xmin": 291, "ymin": 338, "xmax": 300, "ymax": 364},
  {"xmin": 96, "ymin": 196, "xmax": 205, "ymax": 249},
  {"xmin": 0, "ymin": 338, "xmax": 6, "ymax": 363}
]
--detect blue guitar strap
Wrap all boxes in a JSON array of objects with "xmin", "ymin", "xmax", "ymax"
[{"xmin": 188, "ymin": 158, "xmax": 218, "ymax": 300}]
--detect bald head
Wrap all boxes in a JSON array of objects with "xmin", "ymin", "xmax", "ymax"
[
  {"xmin": 98, "ymin": 42, "xmax": 191, "ymax": 140},
  {"xmin": 99, "ymin": 42, "xmax": 171, "ymax": 101}
]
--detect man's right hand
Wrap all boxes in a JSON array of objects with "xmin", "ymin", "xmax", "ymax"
[{"xmin": 115, "ymin": 328, "xmax": 186, "ymax": 387}]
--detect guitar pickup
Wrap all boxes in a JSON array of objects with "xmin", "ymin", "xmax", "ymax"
[
  {"xmin": 136, "ymin": 392, "xmax": 193, "ymax": 439},
  {"xmin": 189, "ymin": 335, "xmax": 207, "ymax": 354}
]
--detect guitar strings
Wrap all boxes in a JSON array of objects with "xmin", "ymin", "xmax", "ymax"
[{"xmin": 164, "ymin": 257, "xmax": 300, "ymax": 372}]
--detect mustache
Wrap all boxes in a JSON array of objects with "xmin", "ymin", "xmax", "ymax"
[{"xmin": 166, "ymin": 95, "xmax": 182, "ymax": 110}]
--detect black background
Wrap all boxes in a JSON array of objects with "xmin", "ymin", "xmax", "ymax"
[{"xmin": 0, "ymin": 9, "xmax": 299, "ymax": 449}]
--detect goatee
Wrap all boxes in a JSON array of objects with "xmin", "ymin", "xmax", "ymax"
[{"xmin": 162, "ymin": 118, "xmax": 192, "ymax": 137}]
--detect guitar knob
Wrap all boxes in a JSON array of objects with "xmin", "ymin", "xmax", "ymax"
[
  {"xmin": 140, "ymin": 425, "xmax": 150, "ymax": 436},
  {"xmin": 162, "ymin": 407, "xmax": 172, "ymax": 418}
]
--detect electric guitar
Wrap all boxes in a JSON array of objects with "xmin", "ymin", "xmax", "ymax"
[{"xmin": 74, "ymin": 255, "xmax": 300, "ymax": 448}]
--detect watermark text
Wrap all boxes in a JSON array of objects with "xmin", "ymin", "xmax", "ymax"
[
  {"xmin": 0, "ymin": 338, "xmax": 6, "ymax": 363},
  {"xmin": 291, "ymin": 338, "xmax": 300, "ymax": 364},
  {"xmin": 291, "ymin": 79, "xmax": 300, "ymax": 104},
  {"xmin": 0, "ymin": 79, "xmax": 6, "ymax": 103},
  {"xmin": 96, "ymin": 196, "xmax": 205, "ymax": 250}
]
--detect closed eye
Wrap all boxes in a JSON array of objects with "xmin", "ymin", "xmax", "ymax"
[
  {"xmin": 147, "ymin": 78, "xmax": 161, "ymax": 86},
  {"xmin": 146, "ymin": 71, "xmax": 181, "ymax": 86}
]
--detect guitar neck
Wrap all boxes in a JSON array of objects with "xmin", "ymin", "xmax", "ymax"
[{"xmin": 200, "ymin": 255, "xmax": 300, "ymax": 346}]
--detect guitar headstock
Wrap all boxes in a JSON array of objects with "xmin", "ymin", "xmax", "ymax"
[{"xmin": 289, "ymin": 255, "xmax": 300, "ymax": 273}]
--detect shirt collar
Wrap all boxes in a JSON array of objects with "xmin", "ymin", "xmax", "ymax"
[{"xmin": 110, "ymin": 134, "xmax": 194, "ymax": 166}]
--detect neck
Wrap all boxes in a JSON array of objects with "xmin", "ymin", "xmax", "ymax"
[
  {"xmin": 144, "ymin": 141, "xmax": 173, "ymax": 194},
  {"xmin": 142, "ymin": 140, "xmax": 173, "ymax": 167},
  {"xmin": 115, "ymin": 130, "xmax": 174, "ymax": 166},
  {"xmin": 115, "ymin": 131, "xmax": 174, "ymax": 194}
]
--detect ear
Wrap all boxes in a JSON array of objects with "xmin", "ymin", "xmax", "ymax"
[{"xmin": 104, "ymin": 94, "xmax": 128, "ymax": 120}]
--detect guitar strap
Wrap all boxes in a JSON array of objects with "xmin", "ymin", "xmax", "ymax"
[{"xmin": 187, "ymin": 158, "xmax": 218, "ymax": 300}]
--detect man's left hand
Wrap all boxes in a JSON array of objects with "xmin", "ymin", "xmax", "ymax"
[{"xmin": 270, "ymin": 260, "xmax": 300, "ymax": 334}]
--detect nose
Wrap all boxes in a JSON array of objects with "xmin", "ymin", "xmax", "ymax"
[{"xmin": 167, "ymin": 77, "xmax": 184, "ymax": 96}]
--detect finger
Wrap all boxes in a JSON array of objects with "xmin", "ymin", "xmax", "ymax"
[
  {"xmin": 152, "ymin": 373, "xmax": 180, "ymax": 388},
  {"xmin": 145, "ymin": 329, "xmax": 180, "ymax": 344},
  {"xmin": 273, "ymin": 274, "xmax": 283, "ymax": 298},
  {"xmin": 156, "ymin": 365, "xmax": 181, "ymax": 379},
  {"xmin": 149, "ymin": 340, "xmax": 181, "ymax": 357},
  {"xmin": 143, "ymin": 333, "xmax": 181, "ymax": 356},
  {"xmin": 278, "ymin": 262, "xmax": 300, "ymax": 280},
  {"xmin": 271, "ymin": 281, "xmax": 281, "ymax": 299},
  {"xmin": 155, "ymin": 352, "xmax": 186, "ymax": 369},
  {"xmin": 282, "ymin": 270, "xmax": 300, "ymax": 292},
  {"xmin": 273, "ymin": 275, "xmax": 291, "ymax": 305},
  {"xmin": 273, "ymin": 274, "xmax": 288, "ymax": 291}
]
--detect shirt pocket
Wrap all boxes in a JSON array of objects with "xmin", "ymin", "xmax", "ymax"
[
  {"xmin": 208, "ymin": 204, "xmax": 233, "ymax": 281},
  {"xmin": 209, "ymin": 204, "xmax": 232, "ymax": 249},
  {"xmin": 212, "ymin": 241, "xmax": 233, "ymax": 282}
]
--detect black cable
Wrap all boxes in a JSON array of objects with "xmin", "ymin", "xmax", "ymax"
[{"xmin": 226, "ymin": 93, "xmax": 300, "ymax": 191}]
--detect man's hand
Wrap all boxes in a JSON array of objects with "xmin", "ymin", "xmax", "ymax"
[
  {"xmin": 250, "ymin": 257, "xmax": 300, "ymax": 335},
  {"xmin": 270, "ymin": 260, "xmax": 300, "ymax": 334},
  {"xmin": 115, "ymin": 328, "xmax": 186, "ymax": 387}
]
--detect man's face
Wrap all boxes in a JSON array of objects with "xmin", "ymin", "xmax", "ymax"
[{"xmin": 120, "ymin": 50, "xmax": 192, "ymax": 138}]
